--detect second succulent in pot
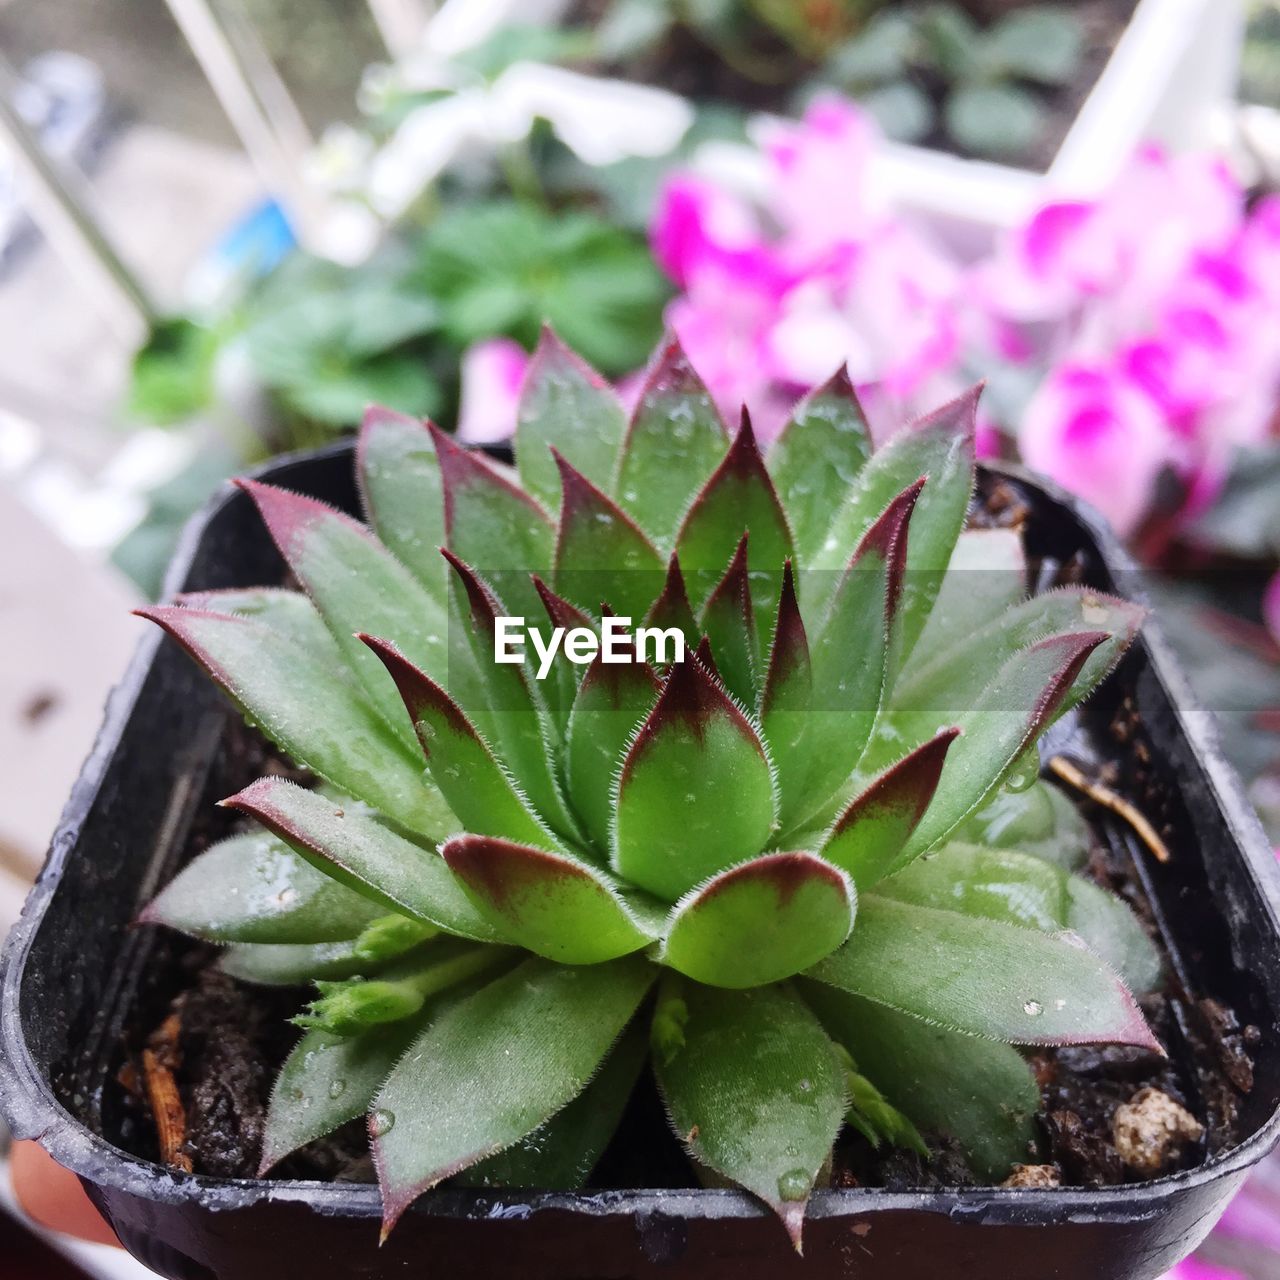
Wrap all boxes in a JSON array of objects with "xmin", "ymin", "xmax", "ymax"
[{"xmin": 141, "ymin": 331, "xmax": 1161, "ymax": 1246}]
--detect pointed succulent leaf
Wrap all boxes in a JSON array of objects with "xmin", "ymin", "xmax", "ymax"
[
  {"xmin": 440, "ymin": 553, "xmax": 581, "ymax": 841},
  {"xmin": 236, "ymin": 479, "xmax": 449, "ymax": 740},
  {"xmin": 221, "ymin": 929, "xmax": 430, "ymax": 986},
  {"xmin": 810, "ymin": 388, "xmax": 977, "ymax": 661},
  {"xmin": 516, "ymin": 327, "xmax": 628, "ymax": 512},
  {"xmin": 908, "ymin": 528, "xmax": 1026, "ymax": 673},
  {"xmin": 260, "ymin": 1017, "xmax": 426, "ymax": 1174},
  {"xmin": 137, "ymin": 607, "xmax": 450, "ymax": 838},
  {"xmin": 800, "ymin": 482, "xmax": 922, "ymax": 814},
  {"xmin": 660, "ymin": 852, "xmax": 855, "ymax": 988},
  {"xmin": 697, "ymin": 535, "xmax": 759, "ymax": 706},
  {"xmin": 820, "ymin": 728, "xmax": 960, "ymax": 886},
  {"xmin": 760, "ymin": 561, "xmax": 812, "ymax": 816},
  {"xmin": 767, "ymin": 367, "xmax": 873, "ymax": 564},
  {"xmin": 357, "ymin": 406, "xmax": 446, "ymax": 597},
  {"xmin": 223, "ymin": 777, "xmax": 503, "ymax": 943},
  {"xmin": 676, "ymin": 411, "xmax": 793, "ymax": 626},
  {"xmin": 565, "ymin": 650, "xmax": 660, "ymax": 851},
  {"xmin": 361, "ymin": 635, "xmax": 561, "ymax": 851},
  {"xmin": 613, "ymin": 658, "xmax": 776, "ymax": 901},
  {"xmin": 1066, "ymin": 876, "xmax": 1163, "ymax": 995},
  {"xmin": 432, "ymin": 423, "xmax": 553, "ymax": 622},
  {"xmin": 140, "ymin": 828, "xmax": 384, "ymax": 944},
  {"xmin": 897, "ymin": 631, "xmax": 1108, "ymax": 864},
  {"xmin": 442, "ymin": 835, "xmax": 658, "ymax": 963},
  {"xmin": 807, "ymin": 895, "xmax": 1160, "ymax": 1050},
  {"xmin": 891, "ymin": 589, "xmax": 1146, "ymax": 742},
  {"xmin": 956, "ymin": 780, "xmax": 1091, "ymax": 872},
  {"xmin": 553, "ymin": 451, "xmax": 665, "ymax": 620},
  {"xmin": 613, "ymin": 337, "xmax": 728, "ymax": 547},
  {"xmin": 461, "ymin": 1018, "xmax": 647, "ymax": 1190},
  {"xmin": 802, "ymin": 984, "xmax": 1040, "ymax": 1180},
  {"xmin": 530, "ymin": 575, "xmax": 595, "ymax": 731},
  {"xmin": 655, "ymin": 982, "xmax": 846, "ymax": 1250},
  {"xmin": 374, "ymin": 955, "xmax": 654, "ymax": 1236},
  {"xmin": 874, "ymin": 843, "xmax": 1069, "ymax": 930},
  {"xmin": 176, "ymin": 587, "xmax": 345, "ymax": 670},
  {"xmin": 644, "ymin": 555, "xmax": 700, "ymax": 659}
]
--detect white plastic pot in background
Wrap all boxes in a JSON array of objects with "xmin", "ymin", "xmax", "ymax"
[{"xmin": 882, "ymin": 0, "xmax": 1246, "ymax": 260}]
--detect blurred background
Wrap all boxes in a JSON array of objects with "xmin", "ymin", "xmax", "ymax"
[{"xmin": 0, "ymin": 1, "xmax": 1278, "ymax": 1276}]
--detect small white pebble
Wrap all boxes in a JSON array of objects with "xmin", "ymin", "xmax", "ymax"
[
  {"xmin": 1002, "ymin": 1164, "xmax": 1062, "ymax": 1189},
  {"xmin": 1111, "ymin": 1088, "xmax": 1204, "ymax": 1175}
]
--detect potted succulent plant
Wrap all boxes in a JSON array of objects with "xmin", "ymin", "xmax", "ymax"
[{"xmin": 2, "ymin": 334, "xmax": 1278, "ymax": 1280}]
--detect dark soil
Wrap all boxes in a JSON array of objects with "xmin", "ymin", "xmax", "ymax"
[{"xmin": 577, "ymin": 0, "xmax": 1137, "ymax": 172}]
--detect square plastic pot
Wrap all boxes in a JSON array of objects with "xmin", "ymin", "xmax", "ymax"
[{"xmin": 2, "ymin": 443, "xmax": 1278, "ymax": 1280}]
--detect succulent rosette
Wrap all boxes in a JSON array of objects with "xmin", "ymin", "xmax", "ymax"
[{"xmin": 140, "ymin": 332, "xmax": 1161, "ymax": 1246}]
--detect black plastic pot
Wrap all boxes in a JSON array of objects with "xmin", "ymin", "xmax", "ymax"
[{"xmin": 3, "ymin": 444, "xmax": 1279, "ymax": 1280}]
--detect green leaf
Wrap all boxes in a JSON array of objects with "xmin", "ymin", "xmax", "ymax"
[
  {"xmin": 860, "ymin": 81, "xmax": 936, "ymax": 143},
  {"xmin": 175, "ymin": 588, "xmax": 345, "ymax": 671},
  {"xmin": 800, "ymin": 481, "xmax": 922, "ymax": 815},
  {"xmin": 767, "ymin": 367, "xmax": 872, "ymax": 566},
  {"xmin": 460, "ymin": 1019, "xmax": 648, "ymax": 1189},
  {"xmin": 260, "ymin": 1018, "xmax": 425, "ymax": 1173},
  {"xmin": 516, "ymin": 327, "xmax": 628, "ymax": 513},
  {"xmin": 802, "ymin": 984, "xmax": 1040, "ymax": 1180},
  {"xmin": 141, "ymin": 828, "xmax": 384, "ymax": 944},
  {"xmin": 892, "ymin": 589, "xmax": 1146, "ymax": 742},
  {"xmin": 982, "ymin": 5, "xmax": 1085, "ymax": 85},
  {"xmin": 374, "ymin": 955, "xmax": 655, "ymax": 1234},
  {"xmin": 655, "ymin": 982, "xmax": 846, "ymax": 1249},
  {"xmin": 955, "ymin": 780, "xmax": 1091, "ymax": 872},
  {"xmin": 566, "ymin": 649, "xmax": 660, "ymax": 851},
  {"xmin": 697, "ymin": 536, "xmax": 759, "ymax": 706},
  {"xmin": 223, "ymin": 777, "xmax": 503, "ymax": 943},
  {"xmin": 643, "ymin": 554, "xmax": 700, "ymax": 661},
  {"xmin": 908, "ymin": 528, "xmax": 1026, "ymax": 673},
  {"xmin": 613, "ymin": 658, "xmax": 775, "ymax": 901},
  {"xmin": 946, "ymin": 83, "xmax": 1046, "ymax": 161},
  {"xmin": 433, "ymin": 423, "xmax": 554, "ymax": 623},
  {"xmin": 874, "ymin": 842, "xmax": 1069, "ymax": 930},
  {"xmin": 820, "ymin": 728, "xmax": 960, "ymax": 886},
  {"xmin": 357, "ymin": 406, "xmax": 446, "ymax": 598},
  {"xmin": 237, "ymin": 479, "xmax": 450, "ymax": 738},
  {"xmin": 221, "ymin": 931, "xmax": 428, "ymax": 986},
  {"xmin": 137, "ymin": 606, "xmax": 451, "ymax": 839},
  {"xmin": 809, "ymin": 388, "xmax": 976, "ymax": 663},
  {"xmin": 896, "ymin": 631, "xmax": 1110, "ymax": 864},
  {"xmin": 553, "ymin": 452, "xmax": 666, "ymax": 620},
  {"xmin": 760, "ymin": 561, "xmax": 813, "ymax": 819},
  {"xmin": 613, "ymin": 337, "xmax": 729, "ymax": 549},
  {"xmin": 661, "ymin": 852, "xmax": 854, "ymax": 988},
  {"xmin": 127, "ymin": 317, "xmax": 218, "ymax": 425},
  {"xmin": 807, "ymin": 895, "xmax": 1160, "ymax": 1050},
  {"xmin": 529, "ymin": 575, "xmax": 596, "ymax": 732},
  {"xmin": 442, "ymin": 836, "xmax": 658, "ymax": 963},
  {"xmin": 1066, "ymin": 876, "xmax": 1163, "ymax": 995},
  {"xmin": 676, "ymin": 413, "xmax": 793, "ymax": 626},
  {"xmin": 440, "ymin": 552, "xmax": 581, "ymax": 841},
  {"xmin": 359, "ymin": 635, "xmax": 559, "ymax": 851},
  {"xmin": 918, "ymin": 2, "xmax": 981, "ymax": 78}
]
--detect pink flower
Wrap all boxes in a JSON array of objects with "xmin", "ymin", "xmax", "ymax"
[
  {"xmin": 456, "ymin": 338, "xmax": 528, "ymax": 445},
  {"xmin": 1020, "ymin": 360, "xmax": 1180, "ymax": 537},
  {"xmin": 1161, "ymin": 1259, "xmax": 1246, "ymax": 1280},
  {"xmin": 651, "ymin": 174, "xmax": 763, "ymax": 288},
  {"xmin": 759, "ymin": 94, "xmax": 887, "ymax": 264}
]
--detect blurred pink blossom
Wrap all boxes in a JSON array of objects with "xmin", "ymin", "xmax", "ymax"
[
  {"xmin": 457, "ymin": 338, "xmax": 528, "ymax": 445},
  {"xmin": 1021, "ymin": 360, "xmax": 1180, "ymax": 537},
  {"xmin": 650, "ymin": 96, "xmax": 966, "ymax": 440},
  {"xmin": 1161, "ymin": 1259, "xmax": 1246, "ymax": 1280}
]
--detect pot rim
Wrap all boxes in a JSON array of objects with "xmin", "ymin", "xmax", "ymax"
[{"xmin": 3, "ymin": 444, "xmax": 1279, "ymax": 1227}]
